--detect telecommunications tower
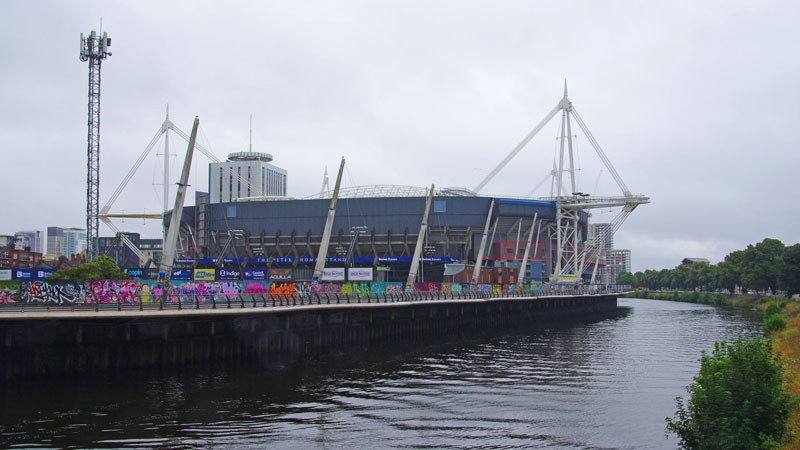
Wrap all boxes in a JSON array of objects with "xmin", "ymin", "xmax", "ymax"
[{"xmin": 79, "ymin": 30, "xmax": 111, "ymax": 261}]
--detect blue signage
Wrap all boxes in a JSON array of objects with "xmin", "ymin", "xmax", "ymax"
[
  {"xmin": 376, "ymin": 256, "xmax": 456, "ymax": 263},
  {"xmin": 198, "ymin": 258, "xmax": 216, "ymax": 264},
  {"xmin": 217, "ymin": 267, "xmax": 242, "ymax": 280},
  {"xmin": 272, "ymin": 257, "xmax": 294, "ymax": 264},
  {"xmin": 421, "ymin": 257, "xmax": 454, "ymax": 262},
  {"xmin": 171, "ymin": 269, "xmax": 193, "ymax": 280},
  {"xmin": 223, "ymin": 258, "xmax": 243, "ymax": 263},
  {"xmin": 175, "ymin": 258, "xmax": 195, "ymax": 264},
  {"xmin": 296, "ymin": 257, "xmax": 348, "ymax": 264},
  {"xmin": 125, "ymin": 268, "xmax": 144, "ymax": 278},
  {"xmin": 35, "ymin": 269, "xmax": 54, "ymax": 280},
  {"xmin": 12, "ymin": 269, "xmax": 33, "ymax": 280},
  {"xmin": 244, "ymin": 268, "xmax": 267, "ymax": 280},
  {"xmin": 248, "ymin": 257, "xmax": 269, "ymax": 264}
]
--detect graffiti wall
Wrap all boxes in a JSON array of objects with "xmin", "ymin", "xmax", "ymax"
[
  {"xmin": 21, "ymin": 281, "xmax": 83, "ymax": 304},
  {"xmin": 15, "ymin": 280, "xmax": 540, "ymax": 304},
  {"xmin": 1, "ymin": 286, "xmax": 19, "ymax": 304}
]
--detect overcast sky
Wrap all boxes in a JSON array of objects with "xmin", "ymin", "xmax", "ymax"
[{"xmin": 2, "ymin": 1, "xmax": 799, "ymax": 272}]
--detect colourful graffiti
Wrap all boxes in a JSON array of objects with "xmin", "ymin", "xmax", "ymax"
[
  {"xmin": 21, "ymin": 281, "xmax": 83, "ymax": 304},
  {"xmin": 1, "ymin": 287, "xmax": 18, "ymax": 304},
  {"xmin": 14, "ymin": 279, "xmax": 547, "ymax": 304},
  {"xmin": 244, "ymin": 283, "xmax": 268, "ymax": 295},
  {"xmin": 341, "ymin": 283, "xmax": 370, "ymax": 296},
  {"xmin": 85, "ymin": 280, "xmax": 142, "ymax": 304},
  {"xmin": 294, "ymin": 282, "xmax": 343, "ymax": 295},
  {"xmin": 269, "ymin": 282, "xmax": 296, "ymax": 295},
  {"xmin": 370, "ymin": 282, "xmax": 403, "ymax": 294}
]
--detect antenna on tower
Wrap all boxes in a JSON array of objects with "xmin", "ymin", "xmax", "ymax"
[{"xmin": 79, "ymin": 28, "xmax": 112, "ymax": 261}]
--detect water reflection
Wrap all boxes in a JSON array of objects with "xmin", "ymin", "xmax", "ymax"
[{"xmin": 0, "ymin": 299, "xmax": 761, "ymax": 449}]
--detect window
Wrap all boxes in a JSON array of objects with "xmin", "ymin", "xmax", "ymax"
[
  {"xmin": 227, "ymin": 206, "xmax": 237, "ymax": 218},
  {"xmin": 433, "ymin": 200, "xmax": 446, "ymax": 213}
]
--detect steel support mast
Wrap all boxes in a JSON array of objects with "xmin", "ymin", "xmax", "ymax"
[
  {"xmin": 159, "ymin": 117, "xmax": 200, "ymax": 282},
  {"xmin": 312, "ymin": 158, "xmax": 346, "ymax": 283},
  {"xmin": 79, "ymin": 30, "xmax": 111, "ymax": 261},
  {"xmin": 406, "ymin": 184, "xmax": 435, "ymax": 290},
  {"xmin": 475, "ymin": 82, "xmax": 649, "ymax": 282}
]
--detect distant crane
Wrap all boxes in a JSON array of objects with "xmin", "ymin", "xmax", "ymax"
[{"xmin": 79, "ymin": 30, "xmax": 112, "ymax": 261}]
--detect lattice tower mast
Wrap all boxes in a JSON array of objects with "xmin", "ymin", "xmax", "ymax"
[{"xmin": 79, "ymin": 30, "xmax": 111, "ymax": 261}]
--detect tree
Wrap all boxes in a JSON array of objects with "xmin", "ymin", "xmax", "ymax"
[
  {"xmin": 616, "ymin": 271, "xmax": 636, "ymax": 286},
  {"xmin": 666, "ymin": 338, "xmax": 793, "ymax": 449},
  {"xmin": 47, "ymin": 255, "xmax": 124, "ymax": 281},
  {"xmin": 781, "ymin": 243, "xmax": 800, "ymax": 297},
  {"xmin": 717, "ymin": 250, "xmax": 745, "ymax": 293},
  {"xmin": 741, "ymin": 239, "xmax": 785, "ymax": 294}
]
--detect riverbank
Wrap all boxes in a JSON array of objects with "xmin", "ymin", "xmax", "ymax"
[
  {"xmin": 0, "ymin": 293, "xmax": 618, "ymax": 380},
  {"xmin": 627, "ymin": 290, "xmax": 800, "ymax": 448},
  {"xmin": 624, "ymin": 289, "xmax": 784, "ymax": 309},
  {"xmin": 769, "ymin": 302, "xmax": 800, "ymax": 449}
]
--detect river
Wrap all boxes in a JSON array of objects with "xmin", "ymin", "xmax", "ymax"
[{"xmin": 0, "ymin": 298, "xmax": 763, "ymax": 449}]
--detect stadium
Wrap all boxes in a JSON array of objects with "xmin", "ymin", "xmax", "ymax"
[
  {"xmin": 105, "ymin": 86, "xmax": 648, "ymax": 286},
  {"xmin": 171, "ymin": 185, "xmax": 588, "ymax": 285}
]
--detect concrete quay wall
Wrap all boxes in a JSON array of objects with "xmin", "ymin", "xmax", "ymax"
[{"xmin": 0, "ymin": 294, "xmax": 617, "ymax": 380}]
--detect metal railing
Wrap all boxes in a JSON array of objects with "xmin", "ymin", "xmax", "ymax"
[{"xmin": 0, "ymin": 286, "xmax": 631, "ymax": 314}]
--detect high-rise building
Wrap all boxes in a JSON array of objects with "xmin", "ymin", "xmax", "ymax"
[
  {"xmin": 0, "ymin": 235, "xmax": 14, "ymax": 248},
  {"xmin": 588, "ymin": 223, "xmax": 614, "ymax": 250},
  {"xmin": 98, "ymin": 232, "xmax": 163, "ymax": 268},
  {"xmin": 47, "ymin": 227, "xmax": 87, "ymax": 258},
  {"xmin": 15, "ymin": 230, "xmax": 43, "ymax": 253},
  {"xmin": 605, "ymin": 249, "xmax": 632, "ymax": 284},
  {"xmin": 209, "ymin": 151, "xmax": 287, "ymax": 203}
]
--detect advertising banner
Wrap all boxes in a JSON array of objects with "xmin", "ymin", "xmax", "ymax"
[
  {"xmin": 321, "ymin": 267, "xmax": 345, "ymax": 281},
  {"xmin": 348, "ymin": 267, "xmax": 373, "ymax": 281},
  {"xmin": 193, "ymin": 268, "xmax": 216, "ymax": 281},
  {"xmin": 0, "ymin": 269, "xmax": 10, "ymax": 281},
  {"xmin": 12, "ymin": 270, "xmax": 33, "ymax": 280},
  {"xmin": 299, "ymin": 257, "xmax": 348, "ymax": 264},
  {"xmin": 35, "ymin": 269, "xmax": 53, "ymax": 280},
  {"xmin": 217, "ymin": 267, "xmax": 242, "ymax": 280},
  {"xmin": 269, "ymin": 268, "xmax": 292, "ymax": 281},
  {"xmin": 172, "ymin": 269, "xmax": 193, "ymax": 280},
  {"xmin": 125, "ymin": 268, "xmax": 144, "ymax": 278},
  {"xmin": 144, "ymin": 268, "xmax": 160, "ymax": 280},
  {"xmin": 244, "ymin": 268, "xmax": 267, "ymax": 280}
]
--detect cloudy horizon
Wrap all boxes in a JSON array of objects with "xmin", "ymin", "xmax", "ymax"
[{"xmin": 2, "ymin": 0, "xmax": 798, "ymax": 273}]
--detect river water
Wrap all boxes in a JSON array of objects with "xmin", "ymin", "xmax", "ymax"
[{"xmin": 0, "ymin": 298, "xmax": 762, "ymax": 449}]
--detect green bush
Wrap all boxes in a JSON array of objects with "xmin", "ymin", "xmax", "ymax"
[
  {"xmin": 765, "ymin": 302, "xmax": 782, "ymax": 318},
  {"xmin": 47, "ymin": 255, "xmax": 124, "ymax": 281},
  {"xmin": 666, "ymin": 338, "xmax": 793, "ymax": 449},
  {"xmin": 765, "ymin": 314, "xmax": 787, "ymax": 334}
]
